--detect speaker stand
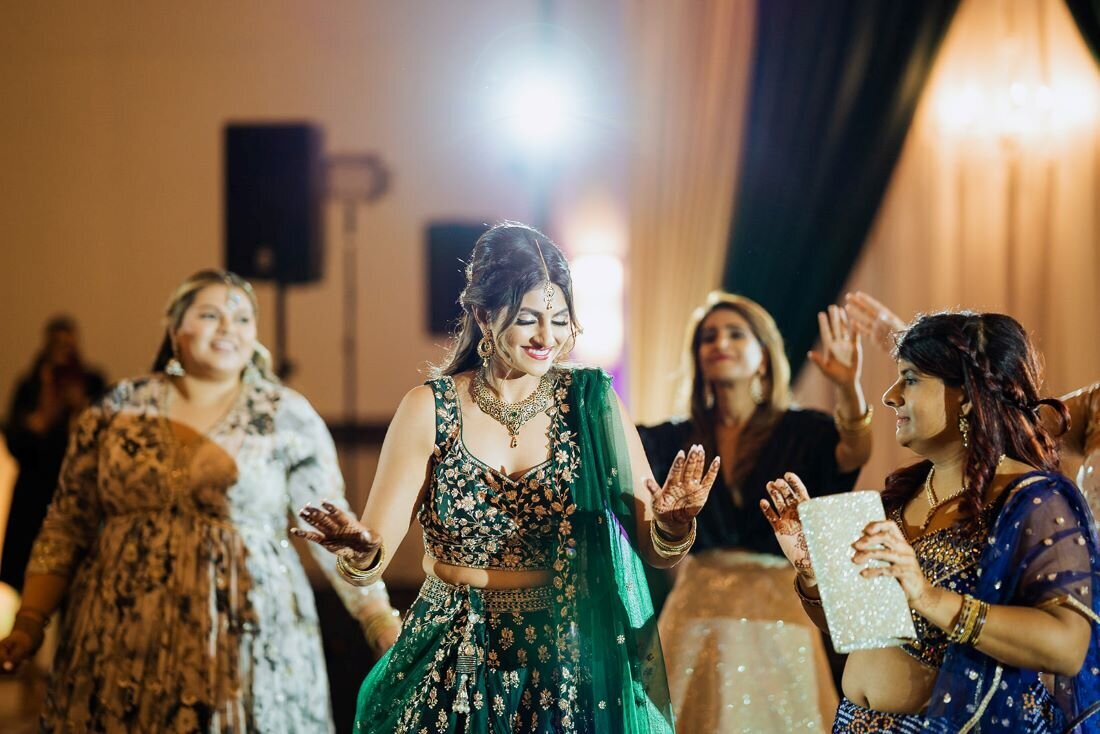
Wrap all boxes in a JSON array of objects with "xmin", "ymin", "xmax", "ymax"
[{"xmin": 274, "ymin": 282, "xmax": 294, "ymax": 380}]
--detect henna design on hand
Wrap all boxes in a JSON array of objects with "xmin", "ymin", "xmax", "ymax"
[
  {"xmin": 292, "ymin": 501, "xmax": 380, "ymax": 564},
  {"xmin": 649, "ymin": 445, "xmax": 720, "ymax": 529}
]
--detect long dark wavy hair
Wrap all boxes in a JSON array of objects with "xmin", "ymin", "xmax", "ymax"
[
  {"xmin": 881, "ymin": 311, "xmax": 1069, "ymax": 520},
  {"xmin": 151, "ymin": 269, "xmax": 277, "ymax": 381},
  {"xmin": 684, "ymin": 292, "xmax": 792, "ymax": 497},
  {"xmin": 433, "ymin": 221, "xmax": 580, "ymax": 377}
]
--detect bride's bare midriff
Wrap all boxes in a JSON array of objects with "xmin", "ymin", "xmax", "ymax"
[
  {"xmin": 843, "ymin": 647, "xmax": 939, "ymax": 713},
  {"xmin": 423, "ymin": 556, "xmax": 553, "ymax": 589}
]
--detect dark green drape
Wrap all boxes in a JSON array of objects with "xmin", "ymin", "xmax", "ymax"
[
  {"xmin": 1067, "ymin": 0, "xmax": 1100, "ymax": 64},
  {"xmin": 722, "ymin": 0, "xmax": 958, "ymax": 373}
]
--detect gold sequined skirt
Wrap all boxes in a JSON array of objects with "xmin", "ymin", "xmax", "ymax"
[{"xmin": 658, "ymin": 550, "xmax": 838, "ymax": 734}]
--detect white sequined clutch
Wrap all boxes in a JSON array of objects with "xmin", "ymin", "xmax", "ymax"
[{"xmin": 798, "ymin": 491, "xmax": 917, "ymax": 653}]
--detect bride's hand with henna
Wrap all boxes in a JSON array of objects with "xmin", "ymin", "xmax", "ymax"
[
  {"xmin": 644, "ymin": 444, "xmax": 720, "ymax": 535},
  {"xmin": 292, "ymin": 501, "xmax": 381, "ymax": 567},
  {"xmin": 759, "ymin": 473, "xmax": 816, "ymax": 581}
]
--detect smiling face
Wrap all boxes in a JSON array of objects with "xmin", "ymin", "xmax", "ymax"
[
  {"xmin": 173, "ymin": 284, "xmax": 257, "ymax": 380},
  {"xmin": 488, "ymin": 285, "xmax": 573, "ymax": 378},
  {"xmin": 696, "ymin": 307, "xmax": 767, "ymax": 386},
  {"xmin": 882, "ymin": 359, "xmax": 967, "ymax": 454}
]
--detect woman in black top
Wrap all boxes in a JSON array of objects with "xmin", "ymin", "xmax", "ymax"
[{"xmin": 639, "ymin": 292, "xmax": 872, "ymax": 733}]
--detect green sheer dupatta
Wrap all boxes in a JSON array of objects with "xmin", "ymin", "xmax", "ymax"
[{"xmin": 562, "ymin": 368, "xmax": 674, "ymax": 733}]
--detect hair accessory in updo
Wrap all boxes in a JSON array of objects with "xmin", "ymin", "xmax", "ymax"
[{"xmin": 533, "ymin": 238, "xmax": 556, "ymax": 311}]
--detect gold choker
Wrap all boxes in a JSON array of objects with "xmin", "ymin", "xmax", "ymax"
[{"xmin": 472, "ymin": 370, "xmax": 556, "ymax": 448}]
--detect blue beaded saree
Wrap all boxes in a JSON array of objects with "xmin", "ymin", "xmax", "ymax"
[{"xmin": 923, "ymin": 472, "xmax": 1100, "ymax": 733}]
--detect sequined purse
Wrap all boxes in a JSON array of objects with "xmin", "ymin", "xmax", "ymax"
[{"xmin": 799, "ymin": 491, "xmax": 917, "ymax": 653}]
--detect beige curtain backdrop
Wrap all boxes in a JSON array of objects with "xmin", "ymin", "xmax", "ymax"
[
  {"xmin": 623, "ymin": 1, "xmax": 756, "ymax": 424},
  {"xmin": 797, "ymin": 0, "xmax": 1100, "ymax": 488}
]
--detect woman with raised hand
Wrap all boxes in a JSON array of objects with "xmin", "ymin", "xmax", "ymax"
[
  {"xmin": 639, "ymin": 292, "xmax": 873, "ymax": 733},
  {"xmin": 0, "ymin": 270, "xmax": 399, "ymax": 732},
  {"xmin": 762, "ymin": 311, "xmax": 1100, "ymax": 732},
  {"xmin": 845, "ymin": 290, "xmax": 1099, "ymax": 514},
  {"xmin": 294, "ymin": 222, "xmax": 718, "ymax": 733}
]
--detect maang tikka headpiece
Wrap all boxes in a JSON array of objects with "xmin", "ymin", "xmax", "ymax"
[{"xmin": 533, "ymin": 238, "xmax": 556, "ymax": 311}]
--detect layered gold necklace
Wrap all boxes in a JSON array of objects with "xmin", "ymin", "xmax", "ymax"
[
  {"xmin": 921, "ymin": 465, "xmax": 966, "ymax": 531},
  {"xmin": 921, "ymin": 455, "xmax": 1005, "ymax": 531},
  {"xmin": 472, "ymin": 369, "xmax": 556, "ymax": 448}
]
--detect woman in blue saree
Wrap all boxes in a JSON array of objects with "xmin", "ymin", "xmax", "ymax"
[
  {"xmin": 762, "ymin": 311, "xmax": 1100, "ymax": 732},
  {"xmin": 292, "ymin": 222, "xmax": 719, "ymax": 733}
]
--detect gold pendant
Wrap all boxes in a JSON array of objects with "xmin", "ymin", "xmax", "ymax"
[{"xmin": 510, "ymin": 434, "xmax": 518, "ymax": 448}]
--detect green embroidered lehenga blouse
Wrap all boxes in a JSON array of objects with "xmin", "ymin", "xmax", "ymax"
[{"xmin": 354, "ymin": 368, "xmax": 674, "ymax": 733}]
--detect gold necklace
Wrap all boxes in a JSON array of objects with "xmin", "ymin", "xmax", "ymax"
[
  {"xmin": 472, "ymin": 369, "xmax": 556, "ymax": 448},
  {"xmin": 921, "ymin": 465, "xmax": 967, "ymax": 531}
]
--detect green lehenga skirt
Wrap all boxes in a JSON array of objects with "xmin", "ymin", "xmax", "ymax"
[{"xmin": 355, "ymin": 576, "xmax": 582, "ymax": 733}]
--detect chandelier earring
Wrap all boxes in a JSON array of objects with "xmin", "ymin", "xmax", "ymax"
[
  {"xmin": 958, "ymin": 414, "xmax": 970, "ymax": 448},
  {"xmin": 165, "ymin": 342, "xmax": 185, "ymax": 377},
  {"xmin": 749, "ymin": 373, "xmax": 766, "ymax": 405},
  {"xmin": 477, "ymin": 330, "xmax": 496, "ymax": 370}
]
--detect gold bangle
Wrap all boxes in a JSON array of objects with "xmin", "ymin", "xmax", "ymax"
[
  {"xmin": 650, "ymin": 518, "xmax": 696, "ymax": 558},
  {"xmin": 948, "ymin": 594, "xmax": 980, "ymax": 643},
  {"xmin": 967, "ymin": 600, "xmax": 990, "ymax": 646},
  {"xmin": 793, "ymin": 575, "xmax": 823, "ymax": 607},
  {"xmin": 362, "ymin": 608, "xmax": 402, "ymax": 647},
  {"xmin": 834, "ymin": 405, "xmax": 873, "ymax": 433},
  {"xmin": 337, "ymin": 544, "xmax": 386, "ymax": 587}
]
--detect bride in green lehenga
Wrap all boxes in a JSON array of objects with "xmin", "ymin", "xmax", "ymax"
[{"xmin": 294, "ymin": 221, "xmax": 719, "ymax": 733}]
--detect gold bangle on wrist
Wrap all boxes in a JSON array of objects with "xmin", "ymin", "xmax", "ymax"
[
  {"xmin": 337, "ymin": 543, "xmax": 386, "ymax": 587},
  {"xmin": 948, "ymin": 594, "xmax": 986, "ymax": 645},
  {"xmin": 650, "ymin": 518, "xmax": 696, "ymax": 558},
  {"xmin": 362, "ymin": 608, "xmax": 402, "ymax": 647},
  {"xmin": 947, "ymin": 594, "xmax": 972, "ymax": 643},
  {"xmin": 834, "ymin": 405, "xmax": 873, "ymax": 433},
  {"xmin": 793, "ymin": 575, "xmax": 823, "ymax": 607},
  {"xmin": 968, "ymin": 599, "xmax": 990, "ymax": 646}
]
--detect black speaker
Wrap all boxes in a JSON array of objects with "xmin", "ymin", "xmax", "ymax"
[
  {"xmin": 426, "ymin": 222, "xmax": 490, "ymax": 334},
  {"xmin": 224, "ymin": 123, "xmax": 323, "ymax": 284}
]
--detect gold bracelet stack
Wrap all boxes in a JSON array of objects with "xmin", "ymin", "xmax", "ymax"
[
  {"xmin": 336, "ymin": 544, "xmax": 386, "ymax": 587},
  {"xmin": 650, "ymin": 518, "xmax": 696, "ymax": 559},
  {"xmin": 948, "ymin": 594, "xmax": 990, "ymax": 646},
  {"xmin": 834, "ymin": 405, "xmax": 873, "ymax": 433},
  {"xmin": 362, "ymin": 608, "xmax": 402, "ymax": 649}
]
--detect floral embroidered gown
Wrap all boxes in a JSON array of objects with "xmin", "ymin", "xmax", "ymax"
[{"xmin": 26, "ymin": 374, "xmax": 392, "ymax": 733}]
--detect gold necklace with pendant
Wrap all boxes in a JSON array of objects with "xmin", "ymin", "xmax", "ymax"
[{"xmin": 471, "ymin": 369, "xmax": 555, "ymax": 448}]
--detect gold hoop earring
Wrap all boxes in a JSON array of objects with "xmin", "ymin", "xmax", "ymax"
[
  {"xmin": 477, "ymin": 331, "xmax": 495, "ymax": 369},
  {"xmin": 750, "ymin": 374, "xmax": 766, "ymax": 405},
  {"xmin": 958, "ymin": 415, "xmax": 970, "ymax": 448}
]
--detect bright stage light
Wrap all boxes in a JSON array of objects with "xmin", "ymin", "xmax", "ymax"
[{"xmin": 495, "ymin": 65, "xmax": 583, "ymax": 158}]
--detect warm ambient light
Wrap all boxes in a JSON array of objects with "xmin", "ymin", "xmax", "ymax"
[
  {"xmin": 569, "ymin": 253, "xmax": 624, "ymax": 369},
  {"xmin": 937, "ymin": 76, "xmax": 1098, "ymax": 140}
]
